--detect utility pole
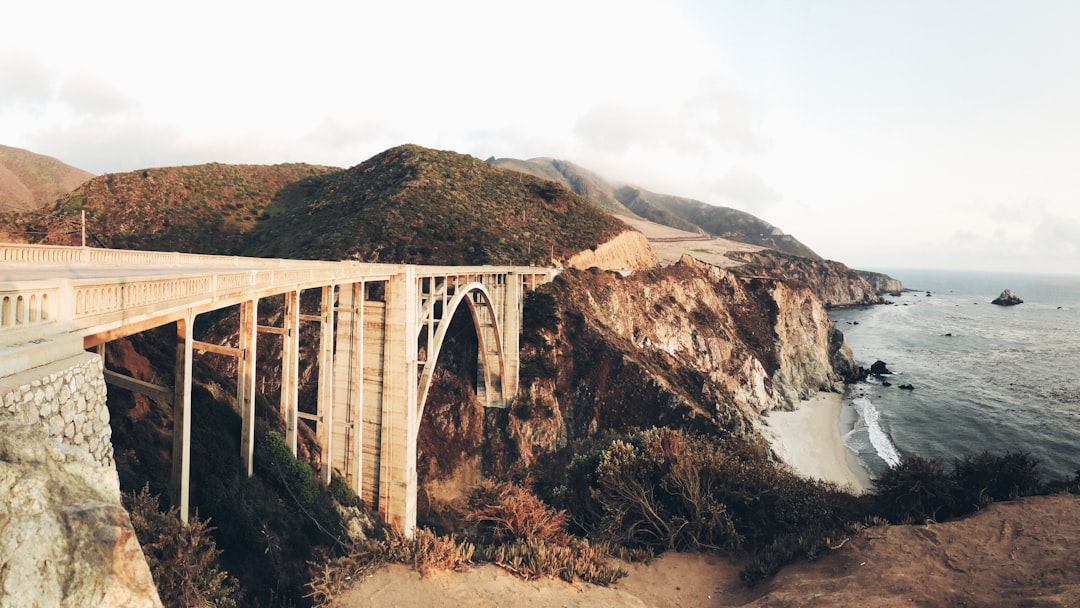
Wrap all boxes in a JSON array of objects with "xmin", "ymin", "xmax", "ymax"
[{"xmin": 81, "ymin": 210, "xmax": 86, "ymax": 247}]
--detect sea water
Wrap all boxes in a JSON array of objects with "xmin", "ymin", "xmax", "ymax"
[{"xmin": 829, "ymin": 269, "xmax": 1080, "ymax": 482}]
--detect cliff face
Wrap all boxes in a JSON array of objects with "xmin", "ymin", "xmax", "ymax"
[
  {"xmin": 856, "ymin": 270, "xmax": 905, "ymax": 294},
  {"xmin": 500, "ymin": 255, "xmax": 854, "ymax": 468},
  {"xmin": 564, "ymin": 229, "xmax": 657, "ymax": 270},
  {"xmin": 725, "ymin": 249, "xmax": 888, "ymax": 308}
]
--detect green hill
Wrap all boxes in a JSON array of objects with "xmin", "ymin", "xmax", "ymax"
[
  {"xmin": 0, "ymin": 144, "xmax": 93, "ymax": 212},
  {"xmin": 488, "ymin": 157, "xmax": 637, "ymax": 217},
  {"xmin": 245, "ymin": 145, "xmax": 627, "ymax": 265},
  {"xmin": 29, "ymin": 162, "xmax": 339, "ymax": 253}
]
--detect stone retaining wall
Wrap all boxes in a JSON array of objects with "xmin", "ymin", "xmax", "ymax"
[{"xmin": 0, "ymin": 351, "xmax": 112, "ymax": 467}]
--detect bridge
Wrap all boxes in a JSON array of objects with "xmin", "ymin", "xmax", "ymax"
[{"xmin": 0, "ymin": 243, "xmax": 555, "ymax": 534}]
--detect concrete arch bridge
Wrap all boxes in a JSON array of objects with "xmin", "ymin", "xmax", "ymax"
[{"xmin": 0, "ymin": 243, "xmax": 555, "ymax": 533}]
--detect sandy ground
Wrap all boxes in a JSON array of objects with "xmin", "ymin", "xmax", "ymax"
[
  {"xmin": 332, "ymin": 494, "xmax": 1080, "ymax": 607},
  {"xmin": 618, "ymin": 216, "xmax": 764, "ymax": 269},
  {"xmin": 330, "ymin": 384, "xmax": 1079, "ymax": 607},
  {"xmin": 759, "ymin": 392, "xmax": 873, "ymax": 493}
]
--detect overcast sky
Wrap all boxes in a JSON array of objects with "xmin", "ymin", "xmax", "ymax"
[{"xmin": 3, "ymin": 1, "xmax": 1079, "ymax": 275}]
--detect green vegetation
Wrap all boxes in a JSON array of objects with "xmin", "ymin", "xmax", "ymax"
[
  {"xmin": 124, "ymin": 485, "xmax": 240, "ymax": 608},
  {"xmin": 873, "ymin": 451, "xmax": 1047, "ymax": 524},
  {"xmin": 538, "ymin": 427, "xmax": 866, "ymax": 585},
  {"xmin": 10, "ymin": 162, "xmax": 338, "ymax": 253},
  {"xmin": 243, "ymin": 145, "xmax": 627, "ymax": 265}
]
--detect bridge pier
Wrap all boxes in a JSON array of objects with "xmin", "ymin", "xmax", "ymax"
[
  {"xmin": 239, "ymin": 299, "xmax": 258, "ymax": 477},
  {"xmin": 282, "ymin": 290, "xmax": 300, "ymax": 453},
  {"xmin": 379, "ymin": 268, "xmax": 419, "ymax": 534},
  {"xmin": 171, "ymin": 313, "xmax": 193, "ymax": 523}
]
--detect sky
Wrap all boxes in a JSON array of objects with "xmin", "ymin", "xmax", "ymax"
[{"xmin": 3, "ymin": 1, "xmax": 1079, "ymax": 275}]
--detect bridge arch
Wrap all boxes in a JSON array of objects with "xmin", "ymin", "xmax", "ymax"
[{"xmin": 414, "ymin": 281, "xmax": 504, "ymax": 439}]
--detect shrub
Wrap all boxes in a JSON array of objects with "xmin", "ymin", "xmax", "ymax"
[
  {"xmin": 384, "ymin": 528, "xmax": 475, "ymax": 575},
  {"xmin": 475, "ymin": 538, "xmax": 626, "ymax": 585},
  {"xmin": 257, "ymin": 430, "xmax": 320, "ymax": 509},
  {"xmin": 952, "ymin": 450, "xmax": 1042, "ymax": 509},
  {"xmin": 124, "ymin": 485, "xmax": 241, "ymax": 607},
  {"xmin": 329, "ymin": 475, "xmax": 360, "ymax": 509},
  {"xmin": 464, "ymin": 479, "xmax": 569, "ymax": 546},
  {"xmin": 553, "ymin": 428, "xmax": 858, "ymax": 558},
  {"xmin": 873, "ymin": 454, "xmax": 958, "ymax": 523}
]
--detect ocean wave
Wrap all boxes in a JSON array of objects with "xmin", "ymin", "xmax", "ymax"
[{"xmin": 851, "ymin": 396, "xmax": 902, "ymax": 467}]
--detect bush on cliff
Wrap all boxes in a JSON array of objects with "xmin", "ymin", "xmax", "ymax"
[
  {"xmin": 124, "ymin": 485, "xmax": 241, "ymax": 607},
  {"xmin": 875, "ymin": 451, "xmax": 1044, "ymax": 523},
  {"xmin": 542, "ymin": 427, "xmax": 865, "ymax": 585}
]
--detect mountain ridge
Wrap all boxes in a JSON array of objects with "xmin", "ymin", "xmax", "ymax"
[{"xmin": 0, "ymin": 144, "xmax": 94, "ymax": 212}]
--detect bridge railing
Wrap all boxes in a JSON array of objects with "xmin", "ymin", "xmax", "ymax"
[{"xmin": 1, "ymin": 243, "xmax": 558, "ymax": 349}]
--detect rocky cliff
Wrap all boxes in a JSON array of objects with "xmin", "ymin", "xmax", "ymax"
[
  {"xmin": 725, "ymin": 249, "xmax": 888, "ymax": 308},
  {"xmin": 496, "ymin": 255, "xmax": 855, "ymax": 469},
  {"xmin": 563, "ymin": 229, "xmax": 657, "ymax": 270},
  {"xmin": 857, "ymin": 270, "xmax": 905, "ymax": 294}
]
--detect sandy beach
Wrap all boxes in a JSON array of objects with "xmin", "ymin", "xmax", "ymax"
[{"xmin": 760, "ymin": 391, "xmax": 873, "ymax": 493}]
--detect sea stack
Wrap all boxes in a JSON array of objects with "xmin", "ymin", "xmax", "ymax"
[{"xmin": 991, "ymin": 289, "xmax": 1024, "ymax": 306}]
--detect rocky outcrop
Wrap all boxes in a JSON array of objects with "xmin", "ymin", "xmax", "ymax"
[
  {"xmin": 725, "ymin": 249, "xmax": 889, "ymax": 308},
  {"xmin": 503, "ymin": 255, "xmax": 854, "ymax": 467},
  {"xmin": 564, "ymin": 229, "xmax": 658, "ymax": 271},
  {"xmin": 992, "ymin": 289, "xmax": 1024, "ymax": 306},
  {"xmin": 856, "ymin": 270, "xmax": 906, "ymax": 295},
  {"xmin": 0, "ymin": 417, "xmax": 161, "ymax": 607},
  {"xmin": 0, "ymin": 353, "xmax": 161, "ymax": 606}
]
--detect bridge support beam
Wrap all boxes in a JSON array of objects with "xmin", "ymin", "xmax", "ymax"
[
  {"xmin": 317, "ymin": 285, "xmax": 335, "ymax": 484},
  {"xmin": 171, "ymin": 312, "xmax": 194, "ymax": 524},
  {"xmin": 500, "ymin": 272, "xmax": 521, "ymax": 402},
  {"xmin": 282, "ymin": 290, "xmax": 300, "ymax": 454},
  {"xmin": 379, "ymin": 268, "xmax": 418, "ymax": 535},
  {"xmin": 331, "ymin": 282, "xmax": 364, "ymax": 494},
  {"xmin": 239, "ymin": 299, "xmax": 258, "ymax": 477}
]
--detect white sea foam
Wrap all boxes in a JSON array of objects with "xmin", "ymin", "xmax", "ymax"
[{"xmin": 852, "ymin": 396, "xmax": 902, "ymax": 467}]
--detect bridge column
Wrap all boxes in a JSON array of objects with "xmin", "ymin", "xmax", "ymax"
[
  {"xmin": 331, "ymin": 282, "xmax": 364, "ymax": 494},
  {"xmin": 282, "ymin": 290, "xmax": 300, "ymax": 454},
  {"xmin": 500, "ymin": 272, "xmax": 521, "ymax": 401},
  {"xmin": 239, "ymin": 299, "xmax": 258, "ymax": 477},
  {"xmin": 380, "ymin": 267, "xmax": 418, "ymax": 535},
  {"xmin": 171, "ymin": 312, "xmax": 194, "ymax": 523},
  {"xmin": 317, "ymin": 285, "xmax": 335, "ymax": 484}
]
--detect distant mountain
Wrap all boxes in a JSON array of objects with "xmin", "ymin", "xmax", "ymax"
[
  {"xmin": 33, "ymin": 162, "xmax": 339, "ymax": 253},
  {"xmin": 246, "ymin": 145, "xmax": 628, "ymax": 265},
  {"xmin": 0, "ymin": 144, "xmax": 93, "ymax": 211},
  {"xmin": 613, "ymin": 186, "xmax": 821, "ymax": 260},
  {"xmin": 488, "ymin": 157, "xmax": 636, "ymax": 217},
  {"xmin": 490, "ymin": 156, "xmax": 820, "ymax": 259}
]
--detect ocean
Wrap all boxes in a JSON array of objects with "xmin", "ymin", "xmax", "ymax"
[{"xmin": 829, "ymin": 268, "xmax": 1080, "ymax": 482}]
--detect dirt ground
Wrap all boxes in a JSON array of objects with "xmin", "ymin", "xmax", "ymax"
[{"xmin": 332, "ymin": 493, "xmax": 1080, "ymax": 608}]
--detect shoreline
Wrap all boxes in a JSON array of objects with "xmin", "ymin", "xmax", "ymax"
[{"xmin": 761, "ymin": 391, "xmax": 873, "ymax": 493}]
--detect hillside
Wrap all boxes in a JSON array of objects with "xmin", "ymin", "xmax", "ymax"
[
  {"xmin": 245, "ymin": 145, "xmax": 631, "ymax": 265},
  {"xmin": 23, "ymin": 162, "xmax": 339, "ymax": 253},
  {"xmin": 0, "ymin": 144, "xmax": 93, "ymax": 212},
  {"xmin": 335, "ymin": 493, "xmax": 1080, "ymax": 608},
  {"xmin": 614, "ymin": 185, "xmax": 821, "ymax": 259},
  {"xmin": 491, "ymin": 156, "xmax": 820, "ymax": 259},
  {"xmin": 488, "ymin": 157, "xmax": 637, "ymax": 216}
]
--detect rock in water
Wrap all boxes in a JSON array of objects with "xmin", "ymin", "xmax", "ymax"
[
  {"xmin": 991, "ymin": 289, "xmax": 1024, "ymax": 306},
  {"xmin": 870, "ymin": 360, "xmax": 892, "ymax": 375}
]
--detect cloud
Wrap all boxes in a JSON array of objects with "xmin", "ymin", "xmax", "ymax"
[
  {"xmin": 706, "ymin": 167, "xmax": 783, "ymax": 212},
  {"xmin": 0, "ymin": 54, "xmax": 55, "ymax": 107},
  {"xmin": 57, "ymin": 77, "xmax": 135, "ymax": 118},
  {"xmin": 573, "ymin": 88, "xmax": 762, "ymax": 157}
]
